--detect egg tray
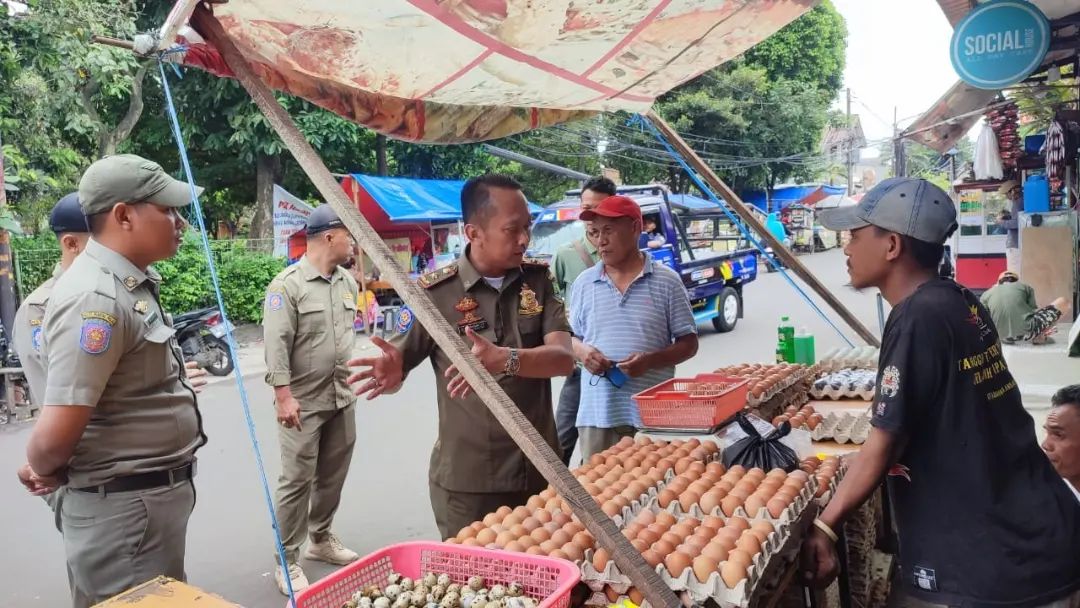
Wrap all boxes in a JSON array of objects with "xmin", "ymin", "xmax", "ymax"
[
  {"xmin": 817, "ymin": 347, "xmax": 879, "ymax": 372},
  {"xmin": 644, "ymin": 474, "xmax": 819, "ymax": 529},
  {"xmin": 812, "ymin": 459, "xmax": 849, "ymax": 507},
  {"xmin": 745, "ymin": 370, "xmax": 814, "ymax": 408},
  {"xmin": 809, "ymin": 368, "xmax": 877, "ymax": 401},
  {"xmin": 580, "ymin": 506, "xmax": 816, "ymax": 607},
  {"xmin": 809, "ymin": 412, "xmax": 871, "ymax": 444}
]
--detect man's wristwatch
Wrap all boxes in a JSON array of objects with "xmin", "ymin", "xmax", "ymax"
[{"xmin": 503, "ymin": 348, "xmax": 521, "ymax": 376}]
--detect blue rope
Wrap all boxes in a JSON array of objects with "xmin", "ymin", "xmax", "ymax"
[
  {"xmin": 156, "ymin": 60, "xmax": 298, "ymax": 607},
  {"xmin": 633, "ymin": 114, "xmax": 856, "ymax": 348}
]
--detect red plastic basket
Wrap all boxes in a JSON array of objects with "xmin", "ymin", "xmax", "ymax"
[
  {"xmin": 633, "ymin": 373, "xmax": 749, "ymax": 431},
  {"xmin": 293, "ymin": 542, "xmax": 580, "ymax": 608}
]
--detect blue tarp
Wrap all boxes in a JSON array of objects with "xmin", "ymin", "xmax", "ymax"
[
  {"xmin": 350, "ymin": 174, "xmax": 543, "ymax": 222},
  {"xmin": 740, "ymin": 184, "xmax": 845, "ymax": 212}
]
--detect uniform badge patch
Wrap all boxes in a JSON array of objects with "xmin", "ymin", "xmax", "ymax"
[
  {"xmin": 80, "ymin": 318, "xmax": 113, "ymax": 354},
  {"xmin": 396, "ymin": 306, "xmax": 414, "ymax": 334},
  {"xmin": 133, "ymin": 300, "xmax": 149, "ymax": 314},
  {"xmin": 518, "ymin": 283, "xmax": 543, "ymax": 317},
  {"xmin": 267, "ymin": 293, "xmax": 284, "ymax": 311},
  {"xmin": 879, "ymin": 365, "xmax": 900, "ymax": 399},
  {"xmin": 31, "ymin": 327, "xmax": 42, "ymax": 352}
]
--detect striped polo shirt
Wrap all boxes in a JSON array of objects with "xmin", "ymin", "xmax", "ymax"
[{"xmin": 570, "ymin": 254, "xmax": 697, "ymax": 428}]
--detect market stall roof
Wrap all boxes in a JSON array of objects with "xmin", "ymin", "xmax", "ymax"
[
  {"xmin": 741, "ymin": 184, "xmax": 845, "ymax": 211},
  {"xmin": 906, "ymin": 0, "xmax": 1079, "ymax": 153},
  {"xmin": 160, "ymin": 0, "xmax": 816, "ymax": 144},
  {"xmin": 814, "ymin": 194, "xmax": 857, "ymax": 209},
  {"xmin": 344, "ymin": 174, "xmax": 542, "ymax": 225}
]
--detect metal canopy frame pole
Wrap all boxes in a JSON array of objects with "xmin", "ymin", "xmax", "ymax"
[
  {"xmin": 189, "ymin": 8, "xmax": 681, "ymax": 607},
  {"xmin": 645, "ymin": 110, "xmax": 881, "ymax": 348}
]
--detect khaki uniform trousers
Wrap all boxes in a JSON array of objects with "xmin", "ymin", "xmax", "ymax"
[
  {"xmin": 59, "ymin": 480, "xmax": 195, "ymax": 608},
  {"xmin": 577, "ymin": 425, "xmax": 637, "ymax": 461},
  {"xmin": 274, "ymin": 405, "xmax": 356, "ymax": 564}
]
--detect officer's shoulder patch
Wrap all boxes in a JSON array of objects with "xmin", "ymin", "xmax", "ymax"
[
  {"xmin": 79, "ymin": 312, "xmax": 115, "ymax": 355},
  {"xmin": 395, "ymin": 306, "xmax": 415, "ymax": 334},
  {"xmin": 266, "ymin": 292, "xmax": 285, "ymax": 311},
  {"xmin": 418, "ymin": 264, "xmax": 458, "ymax": 289},
  {"xmin": 31, "ymin": 326, "xmax": 43, "ymax": 352}
]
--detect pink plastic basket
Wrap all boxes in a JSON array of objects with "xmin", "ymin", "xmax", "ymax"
[
  {"xmin": 634, "ymin": 373, "xmax": 749, "ymax": 431},
  {"xmin": 293, "ymin": 542, "xmax": 580, "ymax": 608}
]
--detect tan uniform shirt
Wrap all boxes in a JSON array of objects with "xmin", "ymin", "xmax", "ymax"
[
  {"xmin": 263, "ymin": 255, "xmax": 358, "ymax": 410},
  {"xmin": 42, "ymin": 239, "xmax": 204, "ymax": 488},
  {"xmin": 392, "ymin": 251, "xmax": 570, "ymax": 493},
  {"xmin": 14, "ymin": 266, "xmax": 61, "ymax": 404}
]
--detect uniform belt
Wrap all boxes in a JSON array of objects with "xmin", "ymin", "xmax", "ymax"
[{"xmin": 69, "ymin": 462, "xmax": 195, "ymax": 495}]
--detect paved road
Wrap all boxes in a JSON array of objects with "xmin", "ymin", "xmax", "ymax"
[{"xmin": 0, "ymin": 250, "xmax": 905, "ymax": 607}]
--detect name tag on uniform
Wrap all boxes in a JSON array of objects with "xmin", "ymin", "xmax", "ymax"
[{"xmin": 144, "ymin": 310, "xmax": 161, "ymax": 327}]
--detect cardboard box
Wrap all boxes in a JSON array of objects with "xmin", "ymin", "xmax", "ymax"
[{"xmin": 94, "ymin": 577, "xmax": 243, "ymax": 608}]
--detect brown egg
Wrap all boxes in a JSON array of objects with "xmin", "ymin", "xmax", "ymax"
[
  {"xmin": 682, "ymin": 535, "xmax": 709, "ymax": 554},
  {"xmin": 701, "ymin": 515, "xmax": 726, "ymax": 531},
  {"xmin": 462, "ymin": 537, "xmax": 482, "ymax": 546},
  {"xmin": 636, "ymin": 528, "xmax": 660, "ymax": 546},
  {"xmin": 728, "ymin": 548, "xmax": 753, "ymax": 570},
  {"xmin": 688, "ymin": 461, "xmax": 706, "ymax": 476},
  {"xmin": 705, "ymin": 460, "xmax": 725, "ymax": 475},
  {"xmin": 521, "ymin": 517, "xmax": 541, "ymax": 533},
  {"xmin": 789, "ymin": 469, "xmax": 810, "ymax": 482},
  {"xmin": 682, "ymin": 516, "xmax": 702, "ymax": 528},
  {"xmin": 655, "ymin": 511, "xmax": 677, "ymax": 528},
  {"xmin": 652, "ymin": 540, "xmax": 677, "ymax": 558},
  {"xmin": 630, "ymin": 538, "xmax": 650, "ymax": 553},
  {"xmin": 505, "ymin": 540, "xmax": 525, "ymax": 553},
  {"xmin": 748, "ymin": 529, "xmax": 769, "ymax": 545},
  {"xmin": 525, "ymin": 545, "xmax": 544, "ymax": 555},
  {"xmin": 802, "ymin": 405, "xmax": 816, "ymax": 416},
  {"xmin": 601, "ymin": 501, "xmax": 621, "ymax": 517},
  {"xmin": 726, "ymin": 516, "xmax": 749, "ymax": 533},
  {"xmin": 701, "ymin": 541, "xmax": 729, "ymax": 562},
  {"xmin": 496, "ymin": 505, "xmax": 513, "ymax": 517},
  {"xmin": 807, "ymin": 414, "xmax": 823, "ymax": 430},
  {"xmin": 646, "ymin": 523, "xmax": 669, "ymax": 537},
  {"xmin": 751, "ymin": 520, "xmax": 775, "ymax": 536},
  {"xmin": 573, "ymin": 531, "xmax": 594, "ymax": 549},
  {"xmin": 692, "ymin": 555, "xmax": 719, "ymax": 583},
  {"xmin": 457, "ymin": 525, "xmax": 478, "ymax": 541},
  {"xmin": 604, "ymin": 585, "xmax": 621, "ymax": 604},
  {"xmin": 592, "ymin": 547, "xmax": 610, "ymax": 572},
  {"xmin": 495, "ymin": 531, "xmax": 516, "ymax": 547},
  {"xmin": 743, "ymin": 493, "xmax": 767, "ymax": 518},
  {"xmin": 657, "ymin": 488, "xmax": 678, "ymax": 508},
  {"xmin": 530, "ymin": 527, "xmax": 551, "ymax": 543},
  {"xmin": 678, "ymin": 490, "xmax": 704, "ymax": 514},
  {"xmin": 767, "ymin": 497, "xmax": 788, "ymax": 518},
  {"xmin": 736, "ymin": 532, "xmax": 761, "ymax": 555},
  {"xmin": 629, "ymin": 588, "xmax": 644, "ymax": 605},
  {"xmin": 623, "ymin": 523, "xmax": 644, "ymax": 539},
  {"xmin": 716, "ymin": 480, "xmax": 735, "ymax": 494},
  {"xmin": 642, "ymin": 549, "xmax": 663, "ymax": 567},
  {"xmin": 689, "ymin": 480, "xmax": 713, "ymax": 495},
  {"xmin": 720, "ymin": 494, "xmax": 743, "ymax": 517},
  {"xmin": 674, "ymin": 457, "xmax": 693, "ymax": 475},
  {"xmin": 476, "ymin": 528, "xmax": 497, "ymax": 545},
  {"xmin": 671, "ymin": 522, "xmax": 696, "ymax": 539},
  {"xmin": 712, "ymin": 533, "xmax": 737, "ymax": 554},
  {"xmin": 561, "ymin": 543, "xmax": 584, "ymax": 562},
  {"xmin": 482, "ymin": 512, "xmax": 501, "ymax": 527},
  {"xmin": 635, "ymin": 509, "xmax": 656, "ymax": 526},
  {"xmin": 535, "ymin": 509, "xmax": 553, "ymax": 524},
  {"xmin": 664, "ymin": 551, "xmax": 692, "ymax": 577},
  {"xmin": 693, "ymin": 526, "xmax": 718, "ymax": 542},
  {"xmin": 720, "ymin": 559, "xmax": 748, "ymax": 589},
  {"xmin": 550, "ymin": 530, "xmax": 571, "ymax": 546},
  {"xmin": 660, "ymin": 532, "xmax": 683, "ymax": 547},
  {"xmin": 549, "ymin": 549, "xmax": 569, "ymax": 560},
  {"xmin": 771, "ymin": 415, "xmax": 789, "ymax": 427}
]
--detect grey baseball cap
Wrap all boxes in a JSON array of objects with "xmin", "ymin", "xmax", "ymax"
[
  {"xmin": 305, "ymin": 204, "xmax": 345, "ymax": 235},
  {"xmin": 78, "ymin": 154, "xmax": 203, "ymax": 216},
  {"xmin": 817, "ymin": 177, "xmax": 958, "ymax": 244}
]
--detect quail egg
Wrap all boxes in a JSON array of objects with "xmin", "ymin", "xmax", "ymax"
[
  {"xmin": 467, "ymin": 576, "xmax": 485, "ymax": 592},
  {"xmin": 410, "ymin": 590, "xmax": 427, "ymax": 606},
  {"xmin": 437, "ymin": 574, "xmax": 453, "ymax": 588},
  {"xmin": 489, "ymin": 585, "xmax": 506, "ymax": 600},
  {"xmin": 447, "ymin": 584, "xmax": 462, "ymax": 596},
  {"xmin": 342, "ymin": 601, "xmax": 359, "ymax": 608},
  {"xmin": 423, "ymin": 573, "xmax": 439, "ymax": 587},
  {"xmin": 365, "ymin": 585, "xmax": 384, "ymax": 598},
  {"xmin": 401, "ymin": 578, "xmax": 415, "ymax": 592},
  {"xmin": 506, "ymin": 583, "xmax": 523, "ymax": 598},
  {"xmin": 392, "ymin": 596, "xmax": 411, "ymax": 608},
  {"xmin": 388, "ymin": 573, "xmax": 403, "ymax": 586},
  {"xmin": 374, "ymin": 598, "xmax": 391, "ymax": 608},
  {"xmin": 359, "ymin": 598, "xmax": 374, "ymax": 608},
  {"xmin": 432, "ymin": 585, "xmax": 447, "ymax": 601},
  {"xmin": 385, "ymin": 585, "xmax": 403, "ymax": 601},
  {"xmin": 440, "ymin": 593, "xmax": 461, "ymax": 608}
]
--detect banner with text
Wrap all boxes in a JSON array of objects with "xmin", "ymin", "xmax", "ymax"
[{"xmin": 272, "ymin": 185, "xmax": 315, "ymax": 257}]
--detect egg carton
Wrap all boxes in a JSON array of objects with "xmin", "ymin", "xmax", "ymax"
[
  {"xmin": 810, "ymin": 412, "xmax": 871, "ymax": 444},
  {"xmin": 644, "ymin": 475, "xmax": 819, "ymax": 529},
  {"xmin": 817, "ymin": 347, "xmax": 879, "ymax": 372},
  {"xmin": 812, "ymin": 458, "xmax": 849, "ymax": 505},
  {"xmin": 809, "ymin": 368, "xmax": 877, "ymax": 400},
  {"xmin": 579, "ymin": 528, "xmax": 783, "ymax": 607},
  {"xmin": 744, "ymin": 371, "xmax": 814, "ymax": 408}
]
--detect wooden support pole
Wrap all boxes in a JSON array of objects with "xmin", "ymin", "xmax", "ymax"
[
  {"xmin": 645, "ymin": 110, "xmax": 881, "ymax": 348},
  {"xmin": 190, "ymin": 8, "xmax": 681, "ymax": 607}
]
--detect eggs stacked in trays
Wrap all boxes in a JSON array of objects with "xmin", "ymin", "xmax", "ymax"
[
  {"xmin": 447, "ymin": 437, "xmax": 719, "ymax": 559},
  {"xmin": 653, "ymin": 464, "xmax": 813, "ymax": 522},
  {"xmin": 711, "ymin": 363, "xmax": 809, "ymax": 403},
  {"xmin": 771, "ymin": 404, "xmax": 824, "ymax": 431},
  {"xmin": 799, "ymin": 455, "xmax": 844, "ymax": 498}
]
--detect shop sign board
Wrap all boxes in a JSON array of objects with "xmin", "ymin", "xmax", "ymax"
[{"xmin": 950, "ymin": 0, "xmax": 1050, "ymax": 89}]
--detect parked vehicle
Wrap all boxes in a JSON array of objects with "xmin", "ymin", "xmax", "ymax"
[
  {"xmin": 173, "ymin": 307, "xmax": 235, "ymax": 376},
  {"xmin": 529, "ymin": 185, "xmax": 759, "ymax": 332}
]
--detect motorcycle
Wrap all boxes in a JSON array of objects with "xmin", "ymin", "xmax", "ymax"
[{"xmin": 173, "ymin": 307, "xmax": 235, "ymax": 377}]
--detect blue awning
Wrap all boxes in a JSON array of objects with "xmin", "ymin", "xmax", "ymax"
[
  {"xmin": 740, "ymin": 184, "xmax": 846, "ymax": 211},
  {"xmin": 349, "ymin": 174, "xmax": 543, "ymax": 223}
]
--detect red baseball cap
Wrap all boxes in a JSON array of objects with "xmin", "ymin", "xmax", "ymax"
[{"xmin": 579, "ymin": 195, "xmax": 642, "ymax": 224}]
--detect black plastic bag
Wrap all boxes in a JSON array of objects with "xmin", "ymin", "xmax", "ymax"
[{"xmin": 721, "ymin": 413, "xmax": 799, "ymax": 472}]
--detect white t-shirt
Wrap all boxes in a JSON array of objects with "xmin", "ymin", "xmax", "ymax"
[
  {"xmin": 483, "ymin": 276, "xmax": 505, "ymax": 291},
  {"xmin": 1066, "ymin": 479, "xmax": 1080, "ymax": 503}
]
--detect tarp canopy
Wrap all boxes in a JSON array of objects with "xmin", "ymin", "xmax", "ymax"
[
  {"xmin": 344, "ymin": 174, "xmax": 543, "ymax": 226},
  {"xmin": 740, "ymin": 184, "xmax": 845, "ymax": 211},
  {"xmin": 814, "ymin": 194, "xmax": 857, "ymax": 209},
  {"xmin": 160, "ymin": 0, "xmax": 816, "ymax": 144},
  {"xmin": 906, "ymin": 0, "xmax": 1079, "ymax": 153}
]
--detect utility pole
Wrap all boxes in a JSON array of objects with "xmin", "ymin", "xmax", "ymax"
[
  {"xmin": 0, "ymin": 128, "xmax": 16, "ymax": 356},
  {"xmin": 846, "ymin": 88, "xmax": 854, "ymax": 195}
]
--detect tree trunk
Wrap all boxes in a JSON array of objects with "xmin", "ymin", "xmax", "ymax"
[
  {"xmin": 375, "ymin": 134, "xmax": 388, "ymax": 176},
  {"xmin": 250, "ymin": 153, "xmax": 282, "ymax": 239}
]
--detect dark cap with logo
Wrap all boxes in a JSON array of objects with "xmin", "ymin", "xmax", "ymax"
[
  {"xmin": 78, "ymin": 154, "xmax": 202, "ymax": 216},
  {"xmin": 305, "ymin": 204, "xmax": 345, "ymax": 235},
  {"xmin": 49, "ymin": 192, "xmax": 90, "ymax": 234},
  {"xmin": 818, "ymin": 177, "xmax": 958, "ymax": 244}
]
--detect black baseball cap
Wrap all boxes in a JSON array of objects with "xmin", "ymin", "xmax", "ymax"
[
  {"xmin": 49, "ymin": 192, "xmax": 90, "ymax": 234},
  {"xmin": 305, "ymin": 204, "xmax": 345, "ymax": 235},
  {"xmin": 818, "ymin": 178, "xmax": 958, "ymax": 245}
]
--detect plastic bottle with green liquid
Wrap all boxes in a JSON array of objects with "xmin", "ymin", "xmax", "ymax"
[
  {"xmin": 793, "ymin": 326, "xmax": 816, "ymax": 365},
  {"xmin": 777, "ymin": 316, "xmax": 795, "ymax": 363}
]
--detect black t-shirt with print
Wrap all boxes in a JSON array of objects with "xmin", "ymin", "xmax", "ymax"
[{"xmin": 872, "ymin": 278, "xmax": 1080, "ymax": 607}]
